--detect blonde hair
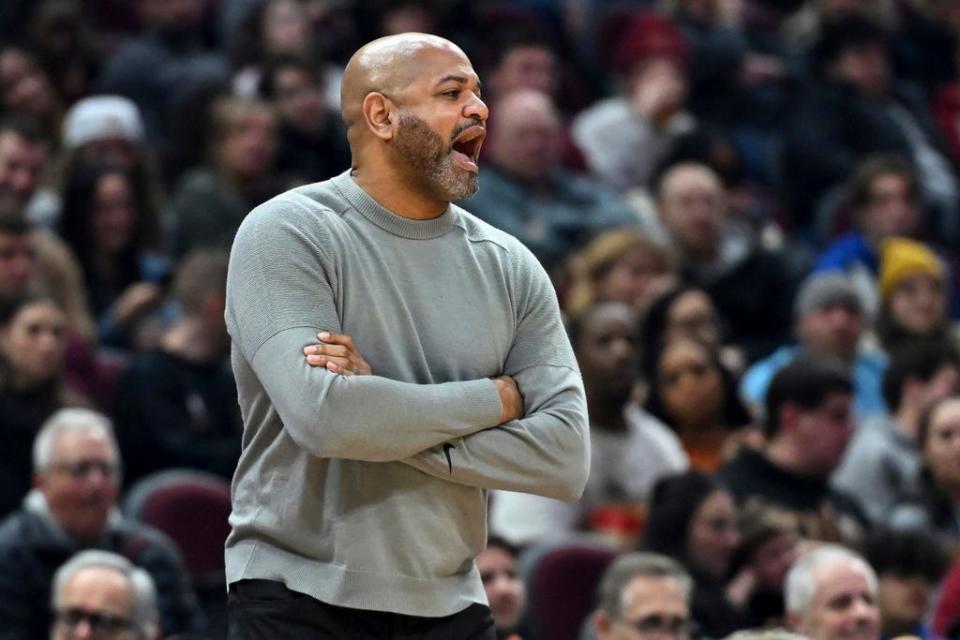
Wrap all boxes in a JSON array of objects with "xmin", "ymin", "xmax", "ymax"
[{"xmin": 566, "ymin": 227, "xmax": 673, "ymax": 318}]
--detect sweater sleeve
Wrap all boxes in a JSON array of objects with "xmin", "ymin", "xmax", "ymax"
[
  {"xmin": 401, "ymin": 248, "xmax": 591, "ymax": 502},
  {"xmin": 227, "ymin": 199, "xmax": 504, "ymax": 462}
]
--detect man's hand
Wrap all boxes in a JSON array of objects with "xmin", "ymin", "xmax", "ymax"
[
  {"xmin": 493, "ymin": 375, "xmax": 523, "ymax": 424},
  {"xmin": 303, "ymin": 331, "xmax": 373, "ymax": 376}
]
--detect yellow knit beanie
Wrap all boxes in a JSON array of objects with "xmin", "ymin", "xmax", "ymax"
[{"xmin": 878, "ymin": 237, "xmax": 944, "ymax": 301}]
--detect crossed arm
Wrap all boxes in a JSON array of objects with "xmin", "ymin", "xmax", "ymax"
[{"xmin": 302, "ymin": 331, "xmax": 589, "ymax": 502}]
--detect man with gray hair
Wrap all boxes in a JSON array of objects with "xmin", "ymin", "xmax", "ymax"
[
  {"xmin": 592, "ymin": 552, "xmax": 694, "ymax": 640},
  {"xmin": 784, "ymin": 545, "xmax": 880, "ymax": 640},
  {"xmin": 0, "ymin": 408, "xmax": 203, "ymax": 639},
  {"xmin": 51, "ymin": 550, "xmax": 159, "ymax": 640}
]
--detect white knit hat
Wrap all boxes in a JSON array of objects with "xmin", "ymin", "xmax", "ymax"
[{"xmin": 62, "ymin": 95, "xmax": 145, "ymax": 148}]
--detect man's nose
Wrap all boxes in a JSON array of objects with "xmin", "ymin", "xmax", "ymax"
[{"xmin": 464, "ymin": 94, "xmax": 488, "ymax": 122}]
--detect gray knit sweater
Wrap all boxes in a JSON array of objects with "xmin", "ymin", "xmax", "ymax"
[{"xmin": 224, "ymin": 171, "xmax": 589, "ymax": 617}]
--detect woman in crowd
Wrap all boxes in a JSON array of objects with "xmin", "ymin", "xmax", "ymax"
[
  {"xmin": 642, "ymin": 285, "xmax": 746, "ymax": 377},
  {"xmin": 644, "ymin": 336, "xmax": 755, "ymax": 471},
  {"xmin": 874, "ymin": 237, "xmax": 954, "ymax": 353},
  {"xmin": 565, "ymin": 227, "xmax": 676, "ymax": 319},
  {"xmin": 0, "ymin": 293, "xmax": 79, "ymax": 518},
  {"xmin": 165, "ymin": 96, "xmax": 280, "ymax": 258},
  {"xmin": 891, "ymin": 394, "xmax": 960, "ymax": 552},
  {"xmin": 644, "ymin": 470, "xmax": 748, "ymax": 638},
  {"xmin": 57, "ymin": 159, "xmax": 167, "ymax": 349}
]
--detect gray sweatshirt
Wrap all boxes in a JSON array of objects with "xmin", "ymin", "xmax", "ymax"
[{"xmin": 224, "ymin": 170, "xmax": 590, "ymax": 617}]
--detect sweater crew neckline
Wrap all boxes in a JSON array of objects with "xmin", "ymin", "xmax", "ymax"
[{"xmin": 332, "ymin": 171, "xmax": 456, "ymax": 240}]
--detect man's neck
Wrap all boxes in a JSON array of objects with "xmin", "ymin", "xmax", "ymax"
[{"xmin": 352, "ymin": 163, "xmax": 447, "ymax": 220}]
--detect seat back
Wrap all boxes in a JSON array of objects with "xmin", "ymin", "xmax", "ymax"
[
  {"xmin": 523, "ymin": 541, "xmax": 621, "ymax": 640},
  {"xmin": 124, "ymin": 469, "xmax": 231, "ymax": 583}
]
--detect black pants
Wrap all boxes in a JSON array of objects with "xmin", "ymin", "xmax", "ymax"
[{"xmin": 227, "ymin": 579, "xmax": 497, "ymax": 640}]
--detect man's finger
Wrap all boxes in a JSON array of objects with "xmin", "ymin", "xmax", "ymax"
[{"xmin": 318, "ymin": 331, "xmax": 357, "ymax": 349}]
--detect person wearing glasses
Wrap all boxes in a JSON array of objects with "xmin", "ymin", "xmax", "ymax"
[
  {"xmin": 0, "ymin": 408, "xmax": 203, "ymax": 639},
  {"xmin": 592, "ymin": 552, "xmax": 695, "ymax": 640},
  {"xmin": 50, "ymin": 550, "xmax": 159, "ymax": 640}
]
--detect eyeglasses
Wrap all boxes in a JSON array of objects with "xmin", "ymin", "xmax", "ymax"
[
  {"xmin": 54, "ymin": 607, "xmax": 133, "ymax": 637},
  {"xmin": 49, "ymin": 460, "xmax": 120, "ymax": 480},
  {"xmin": 619, "ymin": 614, "xmax": 694, "ymax": 638}
]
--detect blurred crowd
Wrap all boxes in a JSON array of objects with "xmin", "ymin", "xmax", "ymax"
[{"xmin": 3, "ymin": 0, "xmax": 960, "ymax": 639}]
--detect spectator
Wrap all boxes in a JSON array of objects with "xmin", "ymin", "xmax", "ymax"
[
  {"xmin": 490, "ymin": 302, "xmax": 687, "ymax": 547},
  {"xmin": 572, "ymin": 11, "xmax": 698, "ymax": 192},
  {"xmin": 56, "ymin": 159, "xmax": 167, "ymax": 349},
  {"xmin": 0, "ymin": 116, "xmax": 49, "ymax": 212},
  {"xmin": 719, "ymin": 356, "xmax": 868, "ymax": 544},
  {"xmin": 228, "ymin": 0, "xmax": 314, "ymax": 98},
  {"xmin": 27, "ymin": 0, "xmax": 103, "ymax": 107},
  {"xmin": 459, "ymin": 89, "xmax": 636, "ymax": 274},
  {"xmin": 565, "ymin": 228, "xmax": 676, "ymax": 319},
  {"xmin": 112, "ymin": 249, "xmax": 241, "ymax": 485},
  {"xmin": 784, "ymin": 545, "xmax": 881, "ymax": 640},
  {"xmin": 731, "ymin": 505, "xmax": 800, "ymax": 628},
  {"xmin": 644, "ymin": 471, "xmax": 748, "ymax": 638},
  {"xmin": 782, "ymin": 15, "xmax": 958, "ymax": 239},
  {"xmin": 890, "ymin": 395, "xmax": 960, "ymax": 551},
  {"xmin": 166, "ymin": 97, "xmax": 279, "ymax": 258},
  {"xmin": 644, "ymin": 336, "xmax": 754, "ymax": 472},
  {"xmin": 0, "ymin": 407, "xmax": 203, "ymax": 638},
  {"xmin": 96, "ymin": 0, "xmax": 228, "ymax": 144},
  {"xmin": 258, "ymin": 55, "xmax": 350, "ymax": 185},
  {"xmin": 654, "ymin": 162, "xmax": 797, "ymax": 363},
  {"xmin": 834, "ymin": 340, "xmax": 960, "ymax": 523},
  {"xmin": 0, "ymin": 208, "xmax": 34, "ymax": 304},
  {"xmin": 0, "ymin": 292, "xmax": 79, "ymax": 519},
  {"xmin": 476, "ymin": 537, "xmax": 527, "ymax": 640},
  {"xmin": 28, "ymin": 94, "xmax": 164, "ymax": 232},
  {"xmin": 813, "ymin": 154, "xmax": 924, "ymax": 313},
  {"xmin": 641, "ymin": 285, "xmax": 746, "ymax": 378},
  {"xmin": 51, "ymin": 550, "xmax": 160, "ymax": 640},
  {"xmin": 0, "ymin": 45, "xmax": 62, "ymax": 141},
  {"xmin": 874, "ymin": 238, "xmax": 953, "ymax": 353},
  {"xmin": 862, "ymin": 528, "xmax": 948, "ymax": 640},
  {"xmin": 592, "ymin": 552, "xmax": 694, "ymax": 640},
  {"xmin": 741, "ymin": 272, "xmax": 887, "ymax": 418}
]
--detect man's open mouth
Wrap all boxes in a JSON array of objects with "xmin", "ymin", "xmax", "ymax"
[{"xmin": 451, "ymin": 126, "xmax": 485, "ymax": 172}]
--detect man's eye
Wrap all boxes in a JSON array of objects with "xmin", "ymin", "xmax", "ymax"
[{"xmin": 444, "ymin": 90, "xmax": 460, "ymax": 98}]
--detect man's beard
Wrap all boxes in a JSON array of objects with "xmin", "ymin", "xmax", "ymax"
[{"xmin": 393, "ymin": 112, "xmax": 478, "ymax": 201}]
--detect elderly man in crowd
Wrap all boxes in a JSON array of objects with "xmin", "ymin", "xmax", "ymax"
[
  {"xmin": 50, "ymin": 550, "xmax": 159, "ymax": 640},
  {"xmin": 0, "ymin": 408, "xmax": 203, "ymax": 639},
  {"xmin": 592, "ymin": 553, "xmax": 694, "ymax": 640},
  {"xmin": 461, "ymin": 88, "xmax": 636, "ymax": 273},
  {"xmin": 785, "ymin": 545, "xmax": 881, "ymax": 640},
  {"xmin": 654, "ymin": 162, "xmax": 797, "ymax": 363}
]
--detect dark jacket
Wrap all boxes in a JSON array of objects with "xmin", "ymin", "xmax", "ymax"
[
  {"xmin": 782, "ymin": 78, "xmax": 951, "ymax": 227},
  {"xmin": 716, "ymin": 447, "xmax": 867, "ymax": 545},
  {"xmin": 0, "ymin": 494, "xmax": 204, "ymax": 639},
  {"xmin": 112, "ymin": 349, "xmax": 242, "ymax": 486}
]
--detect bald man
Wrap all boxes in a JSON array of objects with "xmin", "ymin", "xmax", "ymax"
[{"xmin": 224, "ymin": 33, "xmax": 590, "ymax": 638}]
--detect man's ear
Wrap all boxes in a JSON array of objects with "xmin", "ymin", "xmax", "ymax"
[
  {"xmin": 362, "ymin": 92, "xmax": 397, "ymax": 141},
  {"xmin": 594, "ymin": 610, "xmax": 613, "ymax": 639}
]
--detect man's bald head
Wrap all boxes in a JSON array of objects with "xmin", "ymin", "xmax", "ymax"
[{"xmin": 341, "ymin": 33, "xmax": 469, "ymax": 129}]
